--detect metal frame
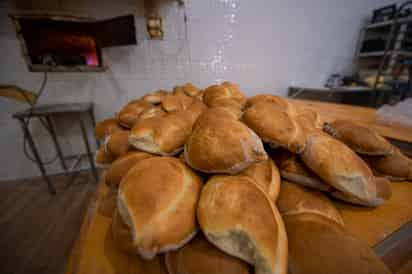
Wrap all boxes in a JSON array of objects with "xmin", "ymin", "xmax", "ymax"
[{"xmin": 13, "ymin": 102, "xmax": 98, "ymax": 195}]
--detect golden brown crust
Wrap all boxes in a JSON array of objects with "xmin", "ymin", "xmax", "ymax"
[
  {"xmin": 142, "ymin": 90, "xmax": 168, "ymax": 105},
  {"xmin": 165, "ymin": 234, "xmax": 251, "ymax": 274},
  {"xmin": 129, "ymin": 112, "xmax": 193, "ymax": 156},
  {"xmin": 105, "ymin": 151, "xmax": 154, "ymax": 189},
  {"xmin": 301, "ymin": 132, "xmax": 390, "ymax": 206},
  {"xmin": 203, "ymin": 82, "xmax": 247, "ymax": 109},
  {"xmin": 117, "ymin": 100, "xmax": 153, "ymax": 128},
  {"xmin": 271, "ymin": 149, "xmax": 333, "ymax": 192},
  {"xmin": 105, "ymin": 130, "xmax": 131, "ymax": 159},
  {"xmin": 284, "ymin": 213, "xmax": 391, "ymax": 274},
  {"xmin": 138, "ymin": 106, "xmax": 167, "ymax": 121},
  {"xmin": 95, "ymin": 118, "xmax": 123, "ymax": 140},
  {"xmin": 324, "ymin": 120, "xmax": 394, "ymax": 156},
  {"xmin": 111, "ymin": 208, "xmax": 136, "ymax": 254},
  {"xmin": 95, "ymin": 146, "xmax": 116, "ymax": 166},
  {"xmin": 243, "ymin": 101, "xmax": 306, "ymax": 153},
  {"xmin": 276, "ymin": 181, "xmax": 344, "ymax": 226},
  {"xmin": 363, "ymin": 148, "xmax": 412, "ymax": 180},
  {"xmin": 295, "ymin": 108, "xmax": 323, "ymax": 133},
  {"xmin": 246, "ymin": 94, "xmax": 291, "ymax": 111},
  {"xmin": 162, "ymin": 93, "xmax": 194, "ymax": 113},
  {"xmin": 240, "ymin": 158, "xmax": 281, "ymax": 202},
  {"xmin": 118, "ymin": 157, "xmax": 202, "ymax": 259},
  {"xmin": 185, "ymin": 109, "xmax": 267, "ymax": 174},
  {"xmin": 182, "ymin": 83, "xmax": 201, "ymax": 97},
  {"xmin": 197, "ymin": 175, "xmax": 288, "ymax": 274}
]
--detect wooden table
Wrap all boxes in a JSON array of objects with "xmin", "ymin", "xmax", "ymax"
[{"xmin": 65, "ymin": 100, "xmax": 412, "ymax": 274}]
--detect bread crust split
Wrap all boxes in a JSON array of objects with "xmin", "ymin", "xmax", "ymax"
[
  {"xmin": 323, "ymin": 120, "xmax": 394, "ymax": 156},
  {"xmin": 301, "ymin": 132, "xmax": 391, "ymax": 207},
  {"xmin": 117, "ymin": 157, "xmax": 202, "ymax": 259},
  {"xmin": 197, "ymin": 175, "xmax": 288, "ymax": 274},
  {"xmin": 184, "ymin": 109, "xmax": 267, "ymax": 174},
  {"xmin": 95, "ymin": 118, "xmax": 123, "ymax": 140},
  {"xmin": 117, "ymin": 100, "xmax": 153, "ymax": 128}
]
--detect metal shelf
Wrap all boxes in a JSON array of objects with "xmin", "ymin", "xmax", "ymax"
[
  {"xmin": 366, "ymin": 16, "xmax": 412, "ymax": 29},
  {"xmin": 359, "ymin": 50, "xmax": 412, "ymax": 57}
]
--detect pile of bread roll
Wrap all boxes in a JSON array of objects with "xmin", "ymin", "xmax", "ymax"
[{"xmin": 94, "ymin": 82, "xmax": 412, "ymax": 274}]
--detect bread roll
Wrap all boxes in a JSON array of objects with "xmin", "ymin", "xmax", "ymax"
[
  {"xmin": 105, "ymin": 151, "xmax": 154, "ymax": 189},
  {"xmin": 272, "ymin": 149, "xmax": 333, "ymax": 192},
  {"xmin": 185, "ymin": 109, "xmax": 267, "ymax": 174},
  {"xmin": 243, "ymin": 101, "xmax": 306, "ymax": 153},
  {"xmin": 301, "ymin": 133, "xmax": 391, "ymax": 206},
  {"xmin": 203, "ymin": 82, "xmax": 247, "ymax": 109},
  {"xmin": 95, "ymin": 146, "xmax": 115, "ymax": 166},
  {"xmin": 363, "ymin": 148, "xmax": 412, "ymax": 180},
  {"xmin": 117, "ymin": 100, "xmax": 153, "ymax": 128},
  {"xmin": 295, "ymin": 108, "xmax": 322, "ymax": 133},
  {"xmin": 206, "ymin": 99, "xmax": 244, "ymax": 119},
  {"xmin": 185, "ymin": 99, "xmax": 207, "ymax": 125},
  {"xmin": 324, "ymin": 120, "xmax": 394, "ymax": 155},
  {"xmin": 240, "ymin": 158, "xmax": 281, "ymax": 202},
  {"xmin": 277, "ymin": 181, "xmax": 344, "ymax": 225},
  {"xmin": 284, "ymin": 213, "xmax": 391, "ymax": 274},
  {"xmin": 99, "ymin": 187, "xmax": 117, "ymax": 217},
  {"xmin": 138, "ymin": 106, "xmax": 166, "ymax": 121},
  {"xmin": 105, "ymin": 130, "xmax": 131, "ymax": 159},
  {"xmin": 118, "ymin": 157, "xmax": 202, "ymax": 259},
  {"xmin": 165, "ymin": 234, "xmax": 251, "ymax": 274},
  {"xmin": 197, "ymin": 175, "xmax": 288, "ymax": 274},
  {"xmin": 129, "ymin": 112, "xmax": 192, "ymax": 156},
  {"xmin": 111, "ymin": 208, "xmax": 136, "ymax": 253},
  {"xmin": 162, "ymin": 93, "xmax": 194, "ymax": 113},
  {"xmin": 246, "ymin": 94, "xmax": 291, "ymax": 111},
  {"xmin": 95, "ymin": 118, "xmax": 123, "ymax": 140},
  {"xmin": 181, "ymin": 83, "xmax": 201, "ymax": 97},
  {"xmin": 142, "ymin": 90, "xmax": 168, "ymax": 105}
]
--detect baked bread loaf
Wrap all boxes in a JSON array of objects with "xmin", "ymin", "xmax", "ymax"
[
  {"xmin": 363, "ymin": 148, "xmax": 412, "ymax": 180},
  {"xmin": 129, "ymin": 112, "xmax": 193, "ymax": 156},
  {"xmin": 118, "ymin": 157, "xmax": 202, "ymax": 259},
  {"xmin": 240, "ymin": 158, "xmax": 281, "ymax": 202},
  {"xmin": 105, "ymin": 151, "xmax": 154, "ymax": 189},
  {"xmin": 272, "ymin": 149, "xmax": 332, "ymax": 192},
  {"xmin": 301, "ymin": 132, "xmax": 391, "ymax": 206},
  {"xmin": 138, "ymin": 106, "xmax": 166, "ymax": 121},
  {"xmin": 95, "ymin": 118, "xmax": 123, "ymax": 140},
  {"xmin": 185, "ymin": 109, "xmax": 267, "ymax": 174},
  {"xmin": 181, "ymin": 83, "xmax": 201, "ymax": 97},
  {"xmin": 246, "ymin": 94, "xmax": 292, "ymax": 111},
  {"xmin": 117, "ymin": 100, "xmax": 153, "ymax": 128},
  {"xmin": 105, "ymin": 130, "xmax": 131, "ymax": 159},
  {"xmin": 203, "ymin": 82, "xmax": 247, "ymax": 109},
  {"xmin": 295, "ymin": 108, "xmax": 322, "ymax": 133},
  {"xmin": 284, "ymin": 213, "xmax": 391, "ymax": 274},
  {"xmin": 142, "ymin": 90, "xmax": 168, "ymax": 105},
  {"xmin": 243, "ymin": 101, "xmax": 306, "ymax": 153},
  {"xmin": 95, "ymin": 146, "xmax": 115, "ymax": 166},
  {"xmin": 165, "ymin": 234, "xmax": 251, "ymax": 274},
  {"xmin": 324, "ymin": 120, "xmax": 394, "ymax": 155},
  {"xmin": 162, "ymin": 93, "xmax": 194, "ymax": 113},
  {"xmin": 277, "ymin": 181, "xmax": 344, "ymax": 225},
  {"xmin": 197, "ymin": 175, "xmax": 288, "ymax": 274}
]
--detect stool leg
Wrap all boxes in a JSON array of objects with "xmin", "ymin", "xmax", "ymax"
[
  {"xmin": 88, "ymin": 108, "xmax": 99, "ymax": 148},
  {"xmin": 45, "ymin": 116, "xmax": 67, "ymax": 172},
  {"xmin": 18, "ymin": 118, "xmax": 56, "ymax": 195},
  {"xmin": 79, "ymin": 118, "xmax": 98, "ymax": 182}
]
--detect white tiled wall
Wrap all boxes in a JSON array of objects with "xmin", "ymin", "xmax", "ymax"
[{"xmin": 0, "ymin": 0, "xmax": 390, "ymax": 180}]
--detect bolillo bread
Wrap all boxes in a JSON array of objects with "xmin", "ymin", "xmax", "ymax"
[
  {"xmin": 284, "ymin": 213, "xmax": 391, "ymax": 274},
  {"xmin": 95, "ymin": 118, "xmax": 123, "ymax": 140},
  {"xmin": 240, "ymin": 158, "xmax": 281, "ymax": 202},
  {"xmin": 162, "ymin": 93, "xmax": 194, "ymax": 113},
  {"xmin": 105, "ymin": 151, "xmax": 154, "ymax": 189},
  {"xmin": 197, "ymin": 175, "xmax": 288, "ymax": 274},
  {"xmin": 105, "ymin": 130, "xmax": 131, "ymax": 159},
  {"xmin": 276, "ymin": 181, "xmax": 344, "ymax": 226},
  {"xmin": 246, "ymin": 94, "xmax": 292, "ymax": 111},
  {"xmin": 95, "ymin": 146, "xmax": 116, "ymax": 167},
  {"xmin": 117, "ymin": 100, "xmax": 153, "ymax": 128},
  {"xmin": 243, "ymin": 101, "xmax": 306, "ymax": 153},
  {"xmin": 165, "ymin": 234, "xmax": 251, "ymax": 274},
  {"xmin": 363, "ymin": 148, "xmax": 412, "ymax": 181},
  {"xmin": 271, "ymin": 149, "xmax": 333, "ymax": 192},
  {"xmin": 184, "ymin": 109, "xmax": 267, "ymax": 174},
  {"xmin": 118, "ymin": 157, "xmax": 202, "ymax": 259},
  {"xmin": 301, "ymin": 132, "xmax": 391, "ymax": 206},
  {"xmin": 142, "ymin": 90, "xmax": 168, "ymax": 105},
  {"xmin": 137, "ymin": 106, "xmax": 166, "ymax": 122},
  {"xmin": 181, "ymin": 83, "xmax": 201, "ymax": 97},
  {"xmin": 295, "ymin": 108, "xmax": 323, "ymax": 133},
  {"xmin": 202, "ymin": 82, "xmax": 247, "ymax": 109},
  {"xmin": 323, "ymin": 120, "xmax": 394, "ymax": 155}
]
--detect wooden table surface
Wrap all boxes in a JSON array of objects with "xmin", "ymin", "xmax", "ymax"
[{"xmin": 65, "ymin": 100, "xmax": 412, "ymax": 274}]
